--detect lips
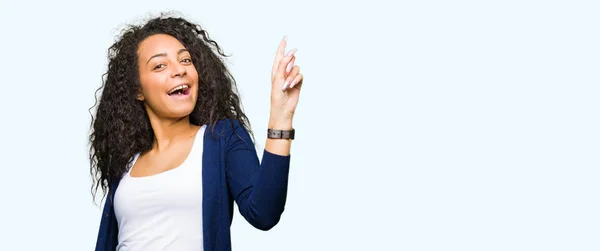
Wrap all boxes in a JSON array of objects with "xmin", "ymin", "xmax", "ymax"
[{"xmin": 167, "ymin": 84, "xmax": 190, "ymax": 96}]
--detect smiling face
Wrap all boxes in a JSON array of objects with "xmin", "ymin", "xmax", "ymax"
[{"xmin": 136, "ymin": 34, "xmax": 199, "ymax": 120}]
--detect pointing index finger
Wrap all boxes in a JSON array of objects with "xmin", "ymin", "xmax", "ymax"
[
  {"xmin": 277, "ymin": 36, "xmax": 287, "ymax": 59},
  {"xmin": 272, "ymin": 36, "xmax": 288, "ymax": 77}
]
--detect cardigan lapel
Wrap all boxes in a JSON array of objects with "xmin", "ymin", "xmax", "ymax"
[
  {"xmin": 202, "ymin": 124, "xmax": 221, "ymax": 251},
  {"xmin": 95, "ymin": 180, "xmax": 120, "ymax": 251}
]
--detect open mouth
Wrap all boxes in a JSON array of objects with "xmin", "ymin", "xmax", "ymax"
[{"xmin": 167, "ymin": 84, "xmax": 191, "ymax": 96}]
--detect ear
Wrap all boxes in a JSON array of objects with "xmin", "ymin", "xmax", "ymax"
[{"xmin": 136, "ymin": 91, "xmax": 145, "ymax": 101}]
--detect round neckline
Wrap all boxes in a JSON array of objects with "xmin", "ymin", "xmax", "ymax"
[{"xmin": 127, "ymin": 124, "xmax": 205, "ymax": 179}]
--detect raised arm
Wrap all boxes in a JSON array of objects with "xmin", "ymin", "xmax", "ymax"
[{"xmin": 226, "ymin": 36, "xmax": 303, "ymax": 230}]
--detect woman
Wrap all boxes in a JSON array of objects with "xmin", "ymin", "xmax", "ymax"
[{"xmin": 89, "ymin": 13, "xmax": 303, "ymax": 251}]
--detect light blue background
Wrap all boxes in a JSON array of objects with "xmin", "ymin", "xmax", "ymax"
[{"xmin": 0, "ymin": 0, "xmax": 598, "ymax": 250}]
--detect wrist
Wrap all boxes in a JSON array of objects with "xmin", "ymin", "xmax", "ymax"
[{"xmin": 268, "ymin": 117, "xmax": 293, "ymax": 130}]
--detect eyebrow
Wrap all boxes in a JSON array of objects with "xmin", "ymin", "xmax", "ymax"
[{"xmin": 146, "ymin": 48, "xmax": 189, "ymax": 65}]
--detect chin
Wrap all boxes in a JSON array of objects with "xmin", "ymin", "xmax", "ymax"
[
  {"xmin": 174, "ymin": 106, "xmax": 196, "ymax": 118},
  {"xmin": 164, "ymin": 101, "xmax": 195, "ymax": 118}
]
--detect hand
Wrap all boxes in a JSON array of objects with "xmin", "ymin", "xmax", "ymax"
[{"xmin": 269, "ymin": 36, "xmax": 304, "ymax": 128}]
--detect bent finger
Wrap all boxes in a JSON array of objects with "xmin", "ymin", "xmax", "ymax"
[{"xmin": 276, "ymin": 48, "xmax": 297, "ymax": 80}]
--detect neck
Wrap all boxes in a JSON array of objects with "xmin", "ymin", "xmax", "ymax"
[{"xmin": 147, "ymin": 113, "xmax": 197, "ymax": 152}]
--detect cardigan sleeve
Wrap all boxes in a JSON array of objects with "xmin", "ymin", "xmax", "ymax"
[{"xmin": 224, "ymin": 119, "xmax": 291, "ymax": 231}]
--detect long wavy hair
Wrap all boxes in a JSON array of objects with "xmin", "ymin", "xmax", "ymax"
[{"xmin": 89, "ymin": 13, "xmax": 252, "ymax": 202}]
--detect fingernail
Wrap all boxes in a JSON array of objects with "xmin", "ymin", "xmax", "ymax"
[
  {"xmin": 283, "ymin": 35, "xmax": 288, "ymax": 41},
  {"xmin": 286, "ymin": 60, "xmax": 294, "ymax": 74},
  {"xmin": 285, "ymin": 48, "xmax": 297, "ymax": 58},
  {"xmin": 282, "ymin": 79, "xmax": 290, "ymax": 91}
]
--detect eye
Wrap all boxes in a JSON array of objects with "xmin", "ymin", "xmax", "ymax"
[
  {"xmin": 181, "ymin": 58, "xmax": 192, "ymax": 64},
  {"xmin": 153, "ymin": 64, "xmax": 165, "ymax": 70}
]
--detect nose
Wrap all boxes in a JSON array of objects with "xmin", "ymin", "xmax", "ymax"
[{"xmin": 171, "ymin": 61, "xmax": 187, "ymax": 78}]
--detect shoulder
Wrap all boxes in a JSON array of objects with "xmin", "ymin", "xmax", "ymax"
[
  {"xmin": 203, "ymin": 118, "xmax": 254, "ymax": 155},
  {"xmin": 205, "ymin": 118, "xmax": 249, "ymax": 141},
  {"xmin": 206, "ymin": 118, "xmax": 242, "ymax": 134}
]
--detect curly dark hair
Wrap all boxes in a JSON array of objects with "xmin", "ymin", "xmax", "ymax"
[{"xmin": 89, "ymin": 13, "xmax": 252, "ymax": 202}]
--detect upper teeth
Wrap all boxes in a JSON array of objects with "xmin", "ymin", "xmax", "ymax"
[{"xmin": 169, "ymin": 85, "xmax": 189, "ymax": 94}]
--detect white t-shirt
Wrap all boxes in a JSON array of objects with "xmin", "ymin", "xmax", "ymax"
[{"xmin": 114, "ymin": 125, "xmax": 205, "ymax": 251}]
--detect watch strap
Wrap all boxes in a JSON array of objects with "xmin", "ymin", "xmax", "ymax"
[{"xmin": 267, "ymin": 128, "xmax": 295, "ymax": 140}]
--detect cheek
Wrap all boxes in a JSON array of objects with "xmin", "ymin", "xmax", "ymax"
[
  {"xmin": 139, "ymin": 73, "xmax": 168, "ymax": 99},
  {"xmin": 187, "ymin": 65, "xmax": 199, "ymax": 80}
]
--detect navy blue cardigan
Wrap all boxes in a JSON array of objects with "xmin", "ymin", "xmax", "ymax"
[{"xmin": 94, "ymin": 119, "xmax": 291, "ymax": 251}]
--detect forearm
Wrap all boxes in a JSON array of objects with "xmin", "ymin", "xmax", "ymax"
[{"xmin": 265, "ymin": 117, "xmax": 293, "ymax": 156}]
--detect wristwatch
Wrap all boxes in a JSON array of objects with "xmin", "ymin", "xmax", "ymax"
[{"xmin": 267, "ymin": 128, "xmax": 295, "ymax": 140}]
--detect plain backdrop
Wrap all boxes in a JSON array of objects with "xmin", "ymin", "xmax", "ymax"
[{"xmin": 0, "ymin": 0, "xmax": 598, "ymax": 250}]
